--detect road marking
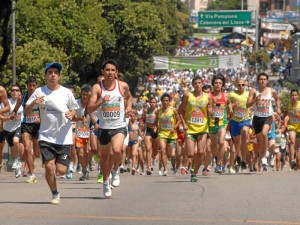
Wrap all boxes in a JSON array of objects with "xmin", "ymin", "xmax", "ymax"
[{"xmin": 1, "ymin": 212, "xmax": 300, "ymax": 225}]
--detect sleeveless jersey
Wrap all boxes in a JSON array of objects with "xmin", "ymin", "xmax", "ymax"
[
  {"xmin": 158, "ymin": 107, "xmax": 177, "ymax": 139},
  {"xmin": 253, "ymin": 87, "xmax": 273, "ymax": 117},
  {"xmin": 98, "ymin": 80, "xmax": 126, "ymax": 129},
  {"xmin": 145, "ymin": 108, "xmax": 157, "ymax": 128},
  {"xmin": 185, "ymin": 92, "xmax": 209, "ymax": 134},
  {"xmin": 22, "ymin": 91, "xmax": 40, "ymax": 124},
  {"xmin": 229, "ymin": 90, "xmax": 250, "ymax": 122},
  {"xmin": 287, "ymin": 101, "xmax": 300, "ymax": 132},
  {"xmin": 4, "ymin": 98, "xmax": 24, "ymax": 132},
  {"xmin": 209, "ymin": 92, "xmax": 228, "ymax": 127}
]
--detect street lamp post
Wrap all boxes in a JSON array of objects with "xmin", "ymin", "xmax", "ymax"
[{"xmin": 12, "ymin": 0, "xmax": 16, "ymax": 85}]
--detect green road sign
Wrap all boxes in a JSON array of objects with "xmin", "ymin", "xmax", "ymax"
[{"xmin": 198, "ymin": 11, "xmax": 252, "ymax": 27}]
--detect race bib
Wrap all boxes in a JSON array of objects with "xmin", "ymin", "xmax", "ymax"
[
  {"xmin": 212, "ymin": 106, "xmax": 223, "ymax": 118},
  {"xmin": 25, "ymin": 112, "xmax": 39, "ymax": 123},
  {"xmin": 146, "ymin": 115, "xmax": 156, "ymax": 124},
  {"xmin": 76, "ymin": 126, "xmax": 90, "ymax": 139},
  {"xmin": 102, "ymin": 103, "xmax": 121, "ymax": 120},
  {"xmin": 11, "ymin": 113, "xmax": 22, "ymax": 123},
  {"xmin": 190, "ymin": 111, "xmax": 204, "ymax": 124},
  {"xmin": 256, "ymin": 106, "xmax": 270, "ymax": 117},
  {"xmin": 161, "ymin": 121, "xmax": 172, "ymax": 130},
  {"xmin": 234, "ymin": 106, "xmax": 247, "ymax": 118}
]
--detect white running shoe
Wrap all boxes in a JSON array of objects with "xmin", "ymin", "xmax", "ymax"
[
  {"xmin": 103, "ymin": 181, "xmax": 112, "ymax": 198},
  {"xmin": 15, "ymin": 162, "xmax": 22, "ymax": 178},
  {"xmin": 12, "ymin": 158, "xmax": 19, "ymax": 169},
  {"xmin": 50, "ymin": 193, "xmax": 60, "ymax": 205},
  {"xmin": 26, "ymin": 174, "xmax": 37, "ymax": 183},
  {"xmin": 111, "ymin": 169, "xmax": 120, "ymax": 187}
]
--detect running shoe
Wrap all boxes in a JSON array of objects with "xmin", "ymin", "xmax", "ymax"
[
  {"xmin": 12, "ymin": 158, "xmax": 19, "ymax": 170},
  {"xmin": 26, "ymin": 175, "xmax": 37, "ymax": 184},
  {"xmin": 214, "ymin": 165, "xmax": 223, "ymax": 174},
  {"xmin": 181, "ymin": 167, "xmax": 187, "ymax": 175},
  {"xmin": 50, "ymin": 193, "xmax": 60, "ymax": 205},
  {"xmin": 76, "ymin": 164, "xmax": 82, "ymax": 174},
  {"xmin": 158, "ymin": 170, "xmax": 163, "ymax": 176},
  {"xmin": 119, "ymin": 165, "xmax": 125, "ymax": 173},
  {"xmin": 22, "ymin": 171, "xmax": 28, "ymax": 177},
  {"xmin": 202, "ymin": 168, "xmax": 209, "ymax": 176},
  {"xmin": 190, "ymin": 174, "xmax": 198, "ymax": 182},
  {"xmin": 111, "ymin": 169, "xmax": 120, "ymax": 187},
  {"xmin": 97, "ymin": 174, "xmax": 103, "ymax": 183},
  {"xmin": 290, "ymin": 160, "xmax": 297, "ymax": 170},
  {"xmin": 103, "ymin": 181, "xmax": 112, "ymax": 198},
  {"xmin": 79, "ymin": 172, "xmax": 89, "ymax": 181},
  {"xmin": 15, "ymin": 162, "xmax": 22, "ymax": 178},
  {"xmin": 163, "ymin": 171, "xmax": 168, "ymax": 176},
  {"xmin": 146, "ymin": 170, "xmax": 152, "ymax": 175},
  {"xmin": 229, "ymin": 167, "xmax": 236, "ymax": 174},
  {"xmin": 241, "ymin": 161, "xmax": 247, "ymax": 171},
  {"xmin": 262, "ymin": 164, "xmax": 268, "ymax": 172},
  {"xmin": 66, "ymin": 171, "xmax": 73, "ymax": 179},
  {"xmin": 131, "ymin": 168, "xmax": 136, "ymax": 175}
]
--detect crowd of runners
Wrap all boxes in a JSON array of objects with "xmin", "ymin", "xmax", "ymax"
[{"xmin": 0, "ymin": 58, "xmax": 299, "ymax": 205}]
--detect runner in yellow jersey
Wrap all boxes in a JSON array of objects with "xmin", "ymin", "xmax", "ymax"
[
  {"xmin": 156, "ymin": 93, "xmax": 181, "ymax": 176},
  {"xmin": 229, "ymin": 79, "xmax": 251, "ymax": 172},
  {"xmin": 178, "ymin": 76, "xmax": 209, "ymax": 182},
  {"xmin": 284, "ymin": 89, "xmax": 300, "ymax": 170}
]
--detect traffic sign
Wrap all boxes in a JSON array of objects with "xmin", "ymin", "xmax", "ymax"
[{"xmin": 198, "ymin": 11, "xmax": 252, "ymax": 27}]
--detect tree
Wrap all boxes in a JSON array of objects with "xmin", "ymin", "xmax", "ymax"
[
  {"xmin": 0, "ymin": 0, "xmax": 12, "ymax": 72},
  {"xmin": 207, "ymin": 0, "xmax": 247, "ymax": 10},
  {"xmin": 1, "ymin": 39, "xmax": 70, "ymax": 89}
]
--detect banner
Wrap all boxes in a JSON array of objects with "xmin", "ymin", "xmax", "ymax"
[{"xmin": 153, "ymin": 55, "xmax": 241, "ymax": 70}]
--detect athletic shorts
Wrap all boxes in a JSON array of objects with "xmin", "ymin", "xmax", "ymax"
[
  {"xmin": 252, "ymin": 116, "xmax": 272, "ymax": 135},
  {"xmin": 177, "ymin": 132, "xmax": 185, "ymax": 143},
  {"xmin": 230, "ymin": 119, "xmax": 251, "ymax": 137},
  {"xmin": 145, "ymin": 127, "xmax": 158, "ymax": 139},
  {"xmin": 209, "ymin": 124, "xmax": 227, "ymax": 135},
  {"xmin": 128, "ymin": 139, "xmax": 138, "ymax": 147},
  {"xmin": 39, "ymin": 140, "xmax": 71, "ymax": 167},
  {"xmin": 21, "ymin": 123, "xmax": 40, "ymax": 139},
  {"xmin": 159, "ymin": 138, "xmax": 176, "ymax": 144},
  {"xmin": 3, "ymin": 127, "xmax": 22, "ymax": 147},
  {"xmin": 0, "ymin": 130, "xmax": 5, "ymax": 143},
  {"xmin": 185, "ymin": 132, "xmax": 208, "ymax": 142},
  {"xmin": 98, "ymin": 127, "xmax": 127, "ymax": 145},
  {"xmin": 75, "ymin": 137, "xmax": 90, "ymax": 148}
]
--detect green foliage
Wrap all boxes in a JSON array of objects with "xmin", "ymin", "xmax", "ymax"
[
  {"xmin": 1, "ymin": 39, "xmax": 70, "ymax": 90},
  {"xmin": 0, "ymin": 0, "xmax": 189, "ymax": 90},
  {"xmin": 207, "ymin": 0, "xmax": 247, "ymax": 10},
  {"xmin": 244, "ymin": 48, "xmax": 270, "ymax": 72}
]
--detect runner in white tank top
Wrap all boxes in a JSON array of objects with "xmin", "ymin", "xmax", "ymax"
[
  {"xmin": 88, "ymin": 59, "xmax": 132, "ymax": 198},
  {"xmin": 246, "ymin": 72, "xmax": 281, "ymax": 172},
  {"xmin": 98, "ymin": 79, "xmax": 126, "ymax": 129}
]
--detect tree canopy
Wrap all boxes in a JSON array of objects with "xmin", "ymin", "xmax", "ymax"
[{"xmin": 0, "ymin": 0, "xmax": 189, "ymax": 91}]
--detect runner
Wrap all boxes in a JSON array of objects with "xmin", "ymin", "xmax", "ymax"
[
  {"xmin": 26, "ymin": 62, "xmax": 79, "ymax": 204},
  {"xmin": 143, "ymin": 97, "xmax": 159, "ymax": 175},
  {"xmin": 88, "ymin": 59, "xmax": 132, "ymax": 198},
  {"xmin": 156, "ymin": 93, "xmax": 181, "ymax": 176},
  {"xmin": 73, "ymin": 84, "xmax": 93, "ymax": 181},
  {"xmin": 246, "ymin": 72, "xmax": 281, "ymax": 172},
  {"xmin": 208, "ymin": 75, "xmax": 232, "ymax": 174},
  {"xmin": 229, "ymin": 78, "xmax": 251, "ymax": 172},
  {"xmin": 128, "ymin": 110, "xmax": 143, "ymax": 175},
  {"xmin": 284, "ymin": 89, "xmax": 300, "ymax": 170},
  {"xmin": 21, "ymin": 76, "xmax": 41, "ymax": 183},
  {"xmin": 178, "ymin": 76, "xmax": 209, "ymax": 182},
  {"xmin": 2, "ymin": 85, "xmax": 24, "ymax": 178}
]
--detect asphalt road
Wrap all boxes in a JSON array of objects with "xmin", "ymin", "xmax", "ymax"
[{"xmin": 0, "ymin": 157, "xmax": 300, "ymax": 225}]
